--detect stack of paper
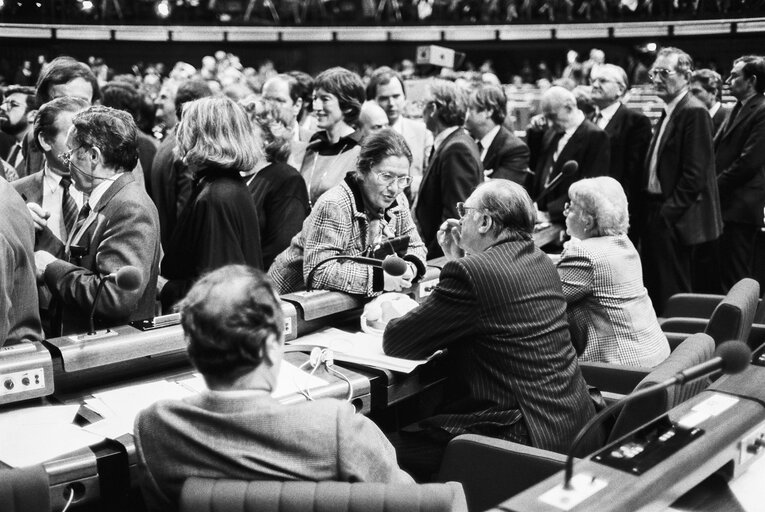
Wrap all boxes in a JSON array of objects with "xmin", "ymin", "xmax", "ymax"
[{"xmin": 0, "ymin": 405, "xmax": 104, "ymax": 467}]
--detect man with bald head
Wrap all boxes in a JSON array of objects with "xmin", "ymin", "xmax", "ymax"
[
  {"xmin": 590, "ymin": 64, "xmax": 652, "ymax": 238},
  {"xmin": 384, "ymin": 180, "xmax": 597, "ymax": 479},
  {"xmin": 358, "ymin": 101, "xmax": 389, "ymax": 140},
  {"xmin": 528, "ymin": 86, "xmax": 609, "ymax": 225}
]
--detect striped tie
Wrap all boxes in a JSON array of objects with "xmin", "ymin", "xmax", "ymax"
[
  {"xmin": 71, "ymin": 202, "xmax": 91, "ymax": 241},
  {"xmin": 60, "ymin": 176, "xmax": 78, "ymax": 238}
]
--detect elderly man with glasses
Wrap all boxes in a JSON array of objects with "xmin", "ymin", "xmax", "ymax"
[
  {"xmin": 640, "ymin": 47, "xmax": 722, "ymax": 313},
  {"xmin": 33, "ymin": 105, "xmax": 161, "ymax": 336},
  {"xmin": 382, "ymin": 179, "xmax": 597, "ymax": 481}
]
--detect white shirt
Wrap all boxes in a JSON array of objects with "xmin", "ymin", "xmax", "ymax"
[
  {"xmin": 554, "ymin": 110, "xmax": 586, "ymax": 162},
  {"xmin": 433, "ymin": 126, "xmax": 459, "ymax": 153},
  {"xmin": 708, "ymin": 101, "xmax": 721, "ymax": 120},
  {"xmin": 478, "ymin": 125, "xmax": 500, "ymax": 162},
  {"xmin": 596, "ymin": 101, "xmax": 621, "ymax": 130},
  {"xmin": 648, "ymin": 90, "xmax": 688, "ymax": 194},
  {"xmin": 41, "ymin": 166, "xmax": 84, "ymax": 242}
]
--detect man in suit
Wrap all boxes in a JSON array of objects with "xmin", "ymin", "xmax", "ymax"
[
  {"xmin": 262, "ymin": 73, "xmax": 314, "ymax": 170},
  {"xmin": 528, "ymin": 86, "xmax": 610, "ymax": 225},
  {"xmin": 34, "ymin": 106, "xmax": 161, "ymax": 335},
  {"xmin": 383, "ymin": 180, "xmax": 597, "ymax": 480},
  {"xmin": 0, "ymin": 85, "xmax": 36, "ymax": 181},
  {"xmin": 415, "ymin": 79, "xmax": 482, "ymax": 258},
  {"xmin": 690, "ymin": 69, "xmax": 730, "ymax": 136},
  {"xmin": 590, "ymin": 64, "xmax": 652, "ymax": 239},
  {"xmin": 641, "ymin": 47, "xmax": 723, "ymax": 313},
  {"xmin": 367, "ymin": 67, "xmax": 433, "ymax": 199},
  {"xmin": 13, "ymin": 96, "xmax": 90, "ymax": 251},
  {"xmin": 465, "ymin": 84, "xmax": 531, "ymax": 188},
  {"xmin": 0, "ymin": 177, "xmax": 43, "ymax": 346},
  {"xmin": 714, "ymin": 55, "xmax": 765, "ymax": 292}
]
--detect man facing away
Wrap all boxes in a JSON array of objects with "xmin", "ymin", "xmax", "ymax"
[{"xmin": 383, "ymin": 180, "xmax": 597, "ymax": 480}]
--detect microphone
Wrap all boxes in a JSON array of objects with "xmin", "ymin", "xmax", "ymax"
[
  {"xmin": 562, "ymin": 340, "xmax": 751, "ymax": 490},
  {"xmin": 88, "ymin": 266, "xmax": 143, "ymax": 335},
  {"xmin": 536, "ymin": 160, "xmax": 579, "ymax": 204},
  {"xmin": 305, "ymin": 254, "xmax": 408, "ymax": 291}
]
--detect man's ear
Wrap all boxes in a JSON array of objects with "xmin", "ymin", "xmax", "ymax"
[
  {"xmin": 262, "ymin": 333, "xmax": 283, "ymax": 366},
  {"xmin": 477, "ymin": 213, "xmax": 493, "ymax": 235},
  {"xmin": 37, "ymin": 132, "xmax": 52, "ymax": 153},
  {"xmin": 26, "ymin": 109, "xmax": 38, "ymax": 124},
  {"xmin": 89, "ymin": 145, "xmax": 102, "ymax": 165}
]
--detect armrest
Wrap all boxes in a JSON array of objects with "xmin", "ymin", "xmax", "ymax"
[
  {"xmin": 747, "ymin": 323, "xmax": 765, "ymax": 350},
  {"xmin": 659, "ymin": 317, "xmax": 709, "ymax": 335},
  {"xmin": 437, "ymin": 434, "xmax": 568, "ymax": 512},
  {"xmin": 579, "ymin": 362, "xmax": 650, "ymax": 395},
  {"xmin": 661, "ymin": 293, "xmax": 724, "ymax": 320},
  {"xmin": 664, "ymin": 332, "xmax": 692, "ymax": 351}
]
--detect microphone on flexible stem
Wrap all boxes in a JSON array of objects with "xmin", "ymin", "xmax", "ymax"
[
  {"xmin": 305, "ymin": 255, "xmax": 408, "ymax": 291},
  {"xmin": 561, "ymin": 339, "xmax": 751, "ymax": 490},
  {"xmin": 536, "ymin": 160, "xmax": 579, "ymax": 204},
  {"xmin": 87, "ymin": 266, "xmax": 143, "ymax": 335}
]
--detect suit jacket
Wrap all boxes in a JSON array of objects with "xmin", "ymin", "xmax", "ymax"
[
  {"xmin": 42, "ymin": 172, "xmax": 161, "ymax": 335},
  {"xmin": 482, "ymin": 126, "xmax": 531, "ymax": 187},
  {"xmin": 645, "ymin": 92, "xmax": 722, "ymax": 245},
  {"xmin": 557, "ymin": 235, "xmax": 670, "ymax": 367},
  {"xmin": 137, "ymin": 131, "xmax": 159, "ymax": 196},
  {"xmin": 11, "ymin": 170, "xmax": 62, "ymax": 253},
  {"xmin": 415, "ymin": 127, "xmax": 482, "ymax": 258},
  {"xmin": 531, "ymin": 120, "xmax": 610, "ymax": 223},
  {"xmin": 713, "ymin": 94, "xmax": 765, "ymax": 226},
  {"xmin": 135, "ymin": 393, "xmax": 413, "ymax": 512},
  {"xmin": 0, "ymin": 178, "xmax": 43, "ymax": 345},
  {"xmin": 603, "ymin": 103, "xmax": 652, "ymax": 203},
  {"xmin": 384, "ymin": 239, "xmax": 597, "ymax": 454},
  {"xmin": 711, "ymin": 104, "xmax": 731, "ymax": 137}
]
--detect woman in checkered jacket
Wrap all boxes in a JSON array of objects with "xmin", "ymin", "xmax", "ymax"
[{"xmin": 268, "ymin": 128, "xmax": 427, "ymax": 296}]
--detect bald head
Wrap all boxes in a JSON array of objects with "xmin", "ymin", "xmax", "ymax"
[
  {"xmin": 541, "ymin": 86, "xmax": 580, "ymax": 131},
  {"xmin": 359, "ymin": 101, "xmax": 390, "ymax": 139}
]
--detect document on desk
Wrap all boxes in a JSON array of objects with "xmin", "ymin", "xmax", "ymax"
[
  {"xmin": 0, "ymin": 405, "xmax": 105, "ymax": 467},
  {"xmin": 287, "ymin": 327, "xmax": 435, "ymax": 373}
]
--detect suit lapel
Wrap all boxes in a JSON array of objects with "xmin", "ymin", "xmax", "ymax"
[
  {"xmin": 421, "ymin": 127, "xmax": 460, "ymax": 186},
  {"xmin": 719, "ymin": 96, "xmax": 762, "ymax": 143},
  {"xmin": 483, "ymin": 127, "xmax": 505, "ymax": 167},
  {"xmin": 656, "ymin": 94, "xmax": 688, "ymax": 160}
]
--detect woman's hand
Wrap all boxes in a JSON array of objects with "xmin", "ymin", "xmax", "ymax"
[
  {"xmin": 383, "ymin": 258, "xmax": 415, "ymax": 291},
  {"xmin": 437, "ymin": 218, "xmax": 465, "ymax": 260}
]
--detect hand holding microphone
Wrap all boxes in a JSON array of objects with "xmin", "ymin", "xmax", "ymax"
[{"xmin": 383, "ymin": 255, "xmax": 413, "ymax": 291}]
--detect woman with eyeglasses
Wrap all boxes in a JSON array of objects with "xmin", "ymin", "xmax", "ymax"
[
  {"xmin": 158, "ymin": 97, "xmax": 263, "ymax": 311},
  {"xmin": 558, "ymin": 176, "xmax": 669, "ymax": 367},
  {"xmin": 299, "ymin": 67, "xmax": 365, "ymax": 206},
  {"xmin": 269, "ymin": 128, "xmax": 426, "ymax": 296}
]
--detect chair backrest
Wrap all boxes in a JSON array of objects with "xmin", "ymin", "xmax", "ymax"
[
  {"xmin": 608, "ymin": 332, "xmax": 715, "ymax": 442},
  {"xmin": 179, "ymin": 478, "xmax": 468, "ymax": 512},
  {"xmin": 0, "ymin": 465, "xmax": 50, "ymax": 512},
  {"xmin": 706, "ymin": 278, "xmax": 759, "ymax": 347}
]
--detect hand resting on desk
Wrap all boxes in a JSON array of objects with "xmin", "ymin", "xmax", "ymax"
[{"xmin": 361, "ymin": 293, "xmax": 419, "ymax": 334}]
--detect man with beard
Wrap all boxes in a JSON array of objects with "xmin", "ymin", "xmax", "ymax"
[{"xmin": 0, "ymin": 86, "xmax": 36, "ymax": 181}]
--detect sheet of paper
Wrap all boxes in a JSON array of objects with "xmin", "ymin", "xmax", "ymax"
[
  {"xmin": 0, "ymin": 405, "xmax": 104, "ymax": 468},
  {"xmin": 287, "ymin": 327, "xmax": 432, "ymax": 373}
]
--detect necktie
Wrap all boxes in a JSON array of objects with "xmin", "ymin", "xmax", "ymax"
[
  {"xmin": 646, "ymin": 110, "xmax": 667, "ymax": 194},
  {"xmin": 592, "ymin": 110, "xmax": 603, "ymax": 128},
  {"xmin": 71, "ymin": 202, "xmax": 91, "ymax": 241},
  {"xmin": 60, "ymin": 176, "xmax": 78, "ymax": 238},
  {"xmin": 724, "ymin": 102, "xmax": 742, "ymax": 134},
  {"xmin": 476, "ymin": 140, "xmax": 484, "ymax": 153}
]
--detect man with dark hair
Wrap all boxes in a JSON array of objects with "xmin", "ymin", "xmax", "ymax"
[
  {"xmin": 33, "ymin": 106, "xmax": 161, "ymax": 335},
  {"xmin": 589, "ymin": 63, "xmax": 652, "ymax": 240},
  {"xmin": 286, "ymin": 70, "xmax": 316, "ymax": 134},
  {"xmin": 713, "ymin": 55, "xmax": 765, "ymax": 292},
  {"xmin": 135, "ymin": 265, "xmax": 412, "ymax": 511},
  {"xmin": 0, "ymin": 85, "xmax": 36, "ymax": 180},
  {"xmin": 690, "ymin": 69, "xmax": 729, "ymax": 135},
  {"xmin": 262, "ymin": 73, "xmax": 313, "ymax": 169},
  {"xmin": 0, "ymin": 177, "xmax": 43, "ymax": 346},
  {"xmin": 13, "ymin": 96, "xmax": 89, "ymax": 250},
  {"xmin": 465, "ymin": 84, "xmax": 530, "ymax": 187},
  {"xmin": 150, "ymin": 78, "xmax": 213, "ymax": 249},
  {"xmin": 101, "ymin": 81, "xmax": 159, "ymax": 193},
  {"xmin": 641, "ymin": 47, "xmax": 722, "ymax": 312},
  {"xmin": 416, "ymin": 79, "xmax": 482, "ymax": 258},
  {"xmin": 367, "ymin": 66, "xmax": 432, "ymax": 196},
  {"xmin": 384, "ymin": 180, "xmax": 597, "ymax": 480}
]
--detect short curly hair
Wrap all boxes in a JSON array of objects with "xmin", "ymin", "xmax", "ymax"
[
  {"xmin": 181, "ymin": 265, "xmax": 284, "ymax": 383},
  {"xmin": 71, "ymin": 105, "xmax": 138, "ymax": 172},
  {"xmin": 568, "ymin": 176, "xmax": 629, "ymax": 237},
  {"xmin": 429, "ymin": 79, "xmax": 468, "ymax": 127}
]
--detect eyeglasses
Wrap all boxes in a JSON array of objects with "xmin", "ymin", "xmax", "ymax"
[
  {"xmin": 59, "ymin": 145, "xmax": 88, "ymax": 167},
  {"xmin": 648, "ymin": 68, "xmax": 678, "ymax": 81},
  {"xmin": 456, "ymin": 202, "xmax": 480, "ymax": 218},
  {"xmin": 374, "ymin": 171, "xmax": 412, "ymax": 188}
]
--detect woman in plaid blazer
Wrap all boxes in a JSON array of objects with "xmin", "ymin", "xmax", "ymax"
[
  {"xmin": 269, "ymin": 129, "xmax": 427, "ymax": 296},
  {"xmin": 558, "ymin": 176, "xmax": 670, "ymax": 367}
]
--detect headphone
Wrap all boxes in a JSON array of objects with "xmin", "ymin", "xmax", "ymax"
[{"xmin": 297, "ymin": 347, "xmax": 353, "ymax": 403}]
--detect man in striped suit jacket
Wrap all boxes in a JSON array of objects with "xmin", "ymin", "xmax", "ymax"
[{"xmin": 383, "ymin": 180, "xmax": 597, "ymax": 480}]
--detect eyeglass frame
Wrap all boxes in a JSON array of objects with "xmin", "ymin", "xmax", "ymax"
[
  {"xmin": 648, "ymin": 67, "xmax": 679, "ymax": 81},
  {"xmin": 456, "ymin": 201, "xmax": 481, "ymax": 219},
  {"xmin": 373, "ymin": 170, "xmax": 412, "ymax": 189},
  {"xmin": 58, "ymin": 144, "xmax": 90, "ymax": 168}
]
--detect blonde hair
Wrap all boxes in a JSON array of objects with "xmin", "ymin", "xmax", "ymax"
[{"xmin": 176, "ymin": 96, "xmax": 262, "ymax": 172}]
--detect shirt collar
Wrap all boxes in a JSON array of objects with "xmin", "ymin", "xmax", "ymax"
[
  {"xmin": 600, "ymin": 101, "xmax": 621, "ymax": 122},
  {"xmin": 708, "ymin": 101, "xmax": 721, "ymax": 118},
  {"xmin": 87, "ymin": 175, "xmax": 117, "ymax": 209},
  {"xmin": 664, "ymin": 90, "xmax": 688, "ymax": 117},
  {"xmin": 433, "ymin": 125, "xmax": 460, "ymax": 152},
  {"xmin": 564, "ymin": 110, "xmax": 586, "ymax": 136},
  {"xmin": 480, "ymin": 125, "xmax": 501, "ymax": 151}
]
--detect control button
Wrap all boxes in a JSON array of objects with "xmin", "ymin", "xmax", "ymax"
[
  {"xmin": 21, "ymin": 377, "xmax": 30, "ymax": 386},
  {"xmin": 4, "ymin": 379, "xmax": 14, "ymax": 390}
]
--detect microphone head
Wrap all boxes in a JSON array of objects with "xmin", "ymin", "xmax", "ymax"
[
  {"xmin": 715, "ymin": 340, "xmax": 751, "ymax": 374},
  {"xmin": 115, "ymin": 266, "xmax": 143, "ymax": 291},
  {"xmin": 382, "ymin": 256, "xmax": 408, "ymax": 277},
  {"xmin": 561, "ymin": 160, "xmax": 579, "ymax": 176}
]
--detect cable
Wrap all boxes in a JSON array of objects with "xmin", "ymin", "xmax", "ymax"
[
  {"xmin": 60, "ymin": 486, "xmax": 75, "ymax": 512},
  {"xmin": 296, "ymin": 348, "xmax": 354, "ymax": 403}
]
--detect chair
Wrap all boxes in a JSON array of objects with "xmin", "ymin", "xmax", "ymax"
[
  {"xmin": 0, "ymin": 465, "xmax": 50, "ymax": 512},
  {"xmin": 179, "ymin": 479, "xmax": 468, "ymax": 512},
  {"xmin": 436, "ymin": 333, "xmax": 715, "ymax": 512},
  {"xmin": 661, "ymin": 278, "xmax": 760, "ymax": 349}
]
